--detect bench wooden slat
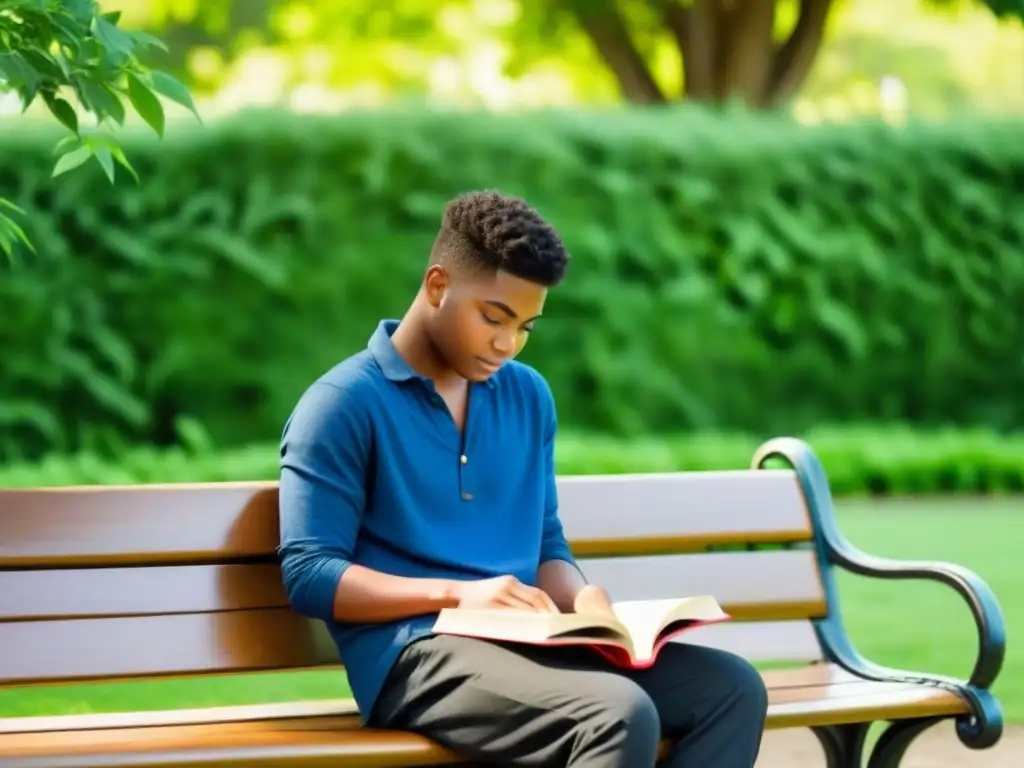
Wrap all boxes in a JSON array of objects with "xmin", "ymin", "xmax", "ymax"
[
  {"xmin": 681, "ymin": 620, "xmax": 821, "ymax": 663},
  {"xmin": 0, "ymin": 666, "xmax": 970, "ymax": 766},
  {"xmin": 0, "ymin": 564, "xmax": 290, "ymax": 621},
  {"xmin": 767, "ymin": 685, "xmax": 968, "ymax": 729},
  {"xmin": 580, "ymin": 550, "xmax": 825, "ymax": 619},
  {"xmin": 0, "ymin": 665, "xmax": 866, "ymax": 735},
  {"xmin": 0, "ymin": 620, "xmax": 822, "ymax": 689},
  {"xmin": 0, "ymin": 611, "xmax": 823, "ymax": 687},
  {"xmin": 0, "ymin": 609, "xmax": 335, "ymax": 685},
  {"xmin": 0, "ymin": 677, "xmax": 931, "ymax": 738},
  {"xmin": 557, "ymin": 470, "xmax": 813, "ymax": 555},
  {"xmin": 0, "ymin": 471, "xmax": 811, "ymax": 568},
  {"xmin": 0, "ymin": 551, "xmax": 824, "ymax": 623},
  {"xmin": 0, "ymin": 484, "xmax": 279, "ymax": 568}
]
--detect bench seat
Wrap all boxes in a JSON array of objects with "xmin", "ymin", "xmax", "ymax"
[
  {"xmin": 0, "ymin": 437, "xmax": 1005, "ymax": 768},
  {"xmin": 0, "ymin": 665, "xmax": 970, "ymax": 766}
]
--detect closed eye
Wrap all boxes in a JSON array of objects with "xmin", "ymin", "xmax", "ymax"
[{"xmin": 481, "ymin": 308, "xmax": 535, "ymax": 332}]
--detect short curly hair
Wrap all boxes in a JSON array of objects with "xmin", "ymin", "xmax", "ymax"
[{"xmin": 430, "ymin": 190, "xmax": 569, "ymax": 286}]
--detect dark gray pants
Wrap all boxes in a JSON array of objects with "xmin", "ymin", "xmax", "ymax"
[{"xmin": 369, "ymin": 635, "xmax": 768, "ymax": 767}]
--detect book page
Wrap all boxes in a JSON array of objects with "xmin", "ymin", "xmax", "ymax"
[
  {"xmin": 432, "ymin": 607, "xmax": 631, "ymax": 647},
  {"xmin": 610, "ymin": 600, "xmax": 677, "ymax": 662},
  {"xmin": 611, "ymin": 596, "xmax": 727, "ymax": 662}
]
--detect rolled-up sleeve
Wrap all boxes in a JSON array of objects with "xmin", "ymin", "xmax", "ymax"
[
  {"xmin": 536, "ymin": 376, "xmax": 576, "ymax": 566},
  {"xmin": 278, "ymin": 381, "xmax": 371, "ymax": 623}
]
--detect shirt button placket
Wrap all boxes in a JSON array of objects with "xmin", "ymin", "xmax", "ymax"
[{"xmin": 460, "ymin": 454, "xmax": 473, "ymax": 501}]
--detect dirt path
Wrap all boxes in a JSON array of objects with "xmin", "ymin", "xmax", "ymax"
[{"xmin": 756, "ymin": 724, "xmax": 1024, "ymax": 767}]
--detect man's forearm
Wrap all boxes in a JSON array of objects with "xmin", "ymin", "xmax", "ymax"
[
  {"xmin": 333, "ymin": 564, "xmax": 459, "ymax": 622},
  {"xmin": 536, "ymin": 559, "xmax": 589, "ymax": 612}
]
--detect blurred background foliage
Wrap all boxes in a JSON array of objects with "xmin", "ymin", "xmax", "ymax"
[
  {"xmin": 1, "ymin": 0, "xmax": 1023, "ymax": 491},
  {"xmin": 2, "ymin": 107, "xmax": 1023, "ymax": 464},
  {"xmin": 3, "ymin": 0, "xmax": 1021, "ymax": 120},
  {"xmin": 75, "ymin": 0, "xmax": 1024, "ymax": 119}
]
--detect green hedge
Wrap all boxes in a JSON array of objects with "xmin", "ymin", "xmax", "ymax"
[
  {"xmin": 2, "ymin": 107, "xmax": 1024, "ymax": 461},
  {"xmin": 3, "ymin": 425, "xmax": 1024, "ymax": 497}
]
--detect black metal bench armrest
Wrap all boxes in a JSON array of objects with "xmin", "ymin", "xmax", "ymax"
[{"xmin": 753, "ymin": 437, "xmax": 1006, "ymax": 750}]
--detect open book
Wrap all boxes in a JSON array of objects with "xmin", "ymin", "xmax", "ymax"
[{"xmin": 431, "ymin": 596, "xmax": 730, "ymax": 669}]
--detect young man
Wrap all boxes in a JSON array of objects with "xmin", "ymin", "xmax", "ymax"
[{"xmin": 278, "ymin": 190, "xmax": 768, "ymax": 766}]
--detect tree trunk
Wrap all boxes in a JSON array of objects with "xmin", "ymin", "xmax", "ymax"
[
  {"xmin": 719, "ymin": 0, "xmax": 776, "ymax": 105},
  {"xmin": 661, "ymin": 0, "xmax": 719, "ymax": 101},
  {"xmin": 566, "ymin": 0, "xmax": 665, "ymax": 103},
  {"xmin": 566, "ymin": 0, "xmax": 833, "ymax": 108},
  {"xmin": 661, "ymin": 0, "xmax": 778, "ymax": 105},
  {"xmin": 763, "ymin": 0, "xmax": 833, "ymax": 108}
]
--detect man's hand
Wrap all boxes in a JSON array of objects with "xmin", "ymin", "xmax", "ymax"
[
  {"xmin": 451, "ymin": 575, "xmax": 560, "ymax": 613},
  {"xmin": 573, "ymin": 584, "xmax": 616, "ymax": 618}
]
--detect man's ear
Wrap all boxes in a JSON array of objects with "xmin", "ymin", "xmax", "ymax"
[{"xmin": 424, "ymin": 264, "xmax": 449, "ymax": 309}]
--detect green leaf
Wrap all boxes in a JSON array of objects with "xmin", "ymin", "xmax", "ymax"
[
  {"xmin": 43, "ymin": 93, "xmax": 78, "ymax": 134},
  {"xmin": 51, "ymin": 13, "xmax": 86, "ymax": 49},
  {"xmin": 0, "ymin": 204, "xmax": 34, "ymax": 262},
  {"xmin": 0, "ymin": 52, "xmax": 41, "ymax": 93},
  {"xmin": 150, "ymin": 71, "xmax": 201, "ymax": 121},
  {"xmin": 77, "ymin": 80, "xmax": 126, "ymax": 125},
  {"xmin": 62, "ymin": 0, "xmax": 96, "ymax": 23},
  {"xmin": 128, "ymin": 31, "xmax": 169, "ymax": 53},
  {"xmin": 0, "ymin": 199, "xmax": 26, "ymax": 214},
  {"xmin": 54, "ymin": 134, "xmax": 82, "ymax": 156},
  {"xmin": 52, "ymin": 145, "xmax": 93, "ymax": 178},
  {"xmin": 90, "ymin": 16, "xmax": 133, "ymax": 66},
  {"xmin": 92, "ymin": 146, "xmax": 116, "ymax": 183},
  {"xmin": 19, "ymin": 49, "xmax": 64, "ymax": 81},
  {"xmin": 82, "ymin": 134, "xmax": 137, "ymax": 183},
  {"xmin": 108, "ymin": 144, "xmax": 139, "ymax": 183},
  {"xmin": 5, "ymin": 218, "xmax": 32, "ymax": 248},
  {"xmin": 18, "ymin": 86, "xmax": 40, "ymax": 112},
  {"xmin": 56, "ymin": 347, "xmax": 150, "ymax": 428},
  {"xmin": 127, "ymin": 73, "xmax": 164, "ymax": 137}
]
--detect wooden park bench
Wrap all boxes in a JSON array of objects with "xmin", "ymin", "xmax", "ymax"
[{"xmin": 0, "ymin": 436, "xmax": 1005, "ymax": 767}]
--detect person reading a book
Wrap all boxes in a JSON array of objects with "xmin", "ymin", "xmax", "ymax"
[{"xmin": 277, "ymin": 190, "xmax": 768, "ymax": 766}]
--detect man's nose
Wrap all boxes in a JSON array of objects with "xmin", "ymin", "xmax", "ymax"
[{"xmin": 492, "ymin": 332, "xmax": 515, "ymax": 356}]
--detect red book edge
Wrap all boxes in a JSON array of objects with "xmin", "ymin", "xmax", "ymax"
[{"xmin": 587, "ymin": 614, "xmax": 732, "ymax": 669}]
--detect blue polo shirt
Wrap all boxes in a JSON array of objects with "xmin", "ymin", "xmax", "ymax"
[{"xmin": 277, "ymin": 319, "xmax": 577, "ymax": 720}]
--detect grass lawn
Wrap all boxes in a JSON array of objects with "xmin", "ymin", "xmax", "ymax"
[{"xmin": 1, "ymin": 497, "xmax": 1021, "ymax": 721}]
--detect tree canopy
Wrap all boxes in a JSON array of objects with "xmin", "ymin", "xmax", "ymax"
[{"xmin": 105, "ymin": 0, "xmax": 1024, "ymax": 108}]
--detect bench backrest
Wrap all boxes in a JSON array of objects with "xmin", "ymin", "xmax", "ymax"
[{"xmin": 0, "ymin": 469, "xmax": 826, "ymax": 687}]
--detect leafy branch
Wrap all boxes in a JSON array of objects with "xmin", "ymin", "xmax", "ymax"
[{"xmin": 0, "ymin": 0, "xmax": 200, "ymax": 259}]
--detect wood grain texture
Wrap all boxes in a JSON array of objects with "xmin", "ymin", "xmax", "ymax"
[
  {"xmin": 0, "ymin": 564, "xmax": 288, "ymax": 621},
  {"xmin": 0, "ymin": 620, "xmax": 824, "ymax": 689},
  {"xmin": 557, "ymin": 470, "xmax": 813, "ymax": 554},
  {"xmin": 0, "ymin": 609, "xmax": 336, "ymax": 685},
  {"xmin": 0, "ymin": 470, "xmax": 812, "ymax": 568},
  {"xmin": 0, "ymin": 551, "xmax": 824, "ymax": 622},
  {"xmin": 0, "ymin": 666, "xmax": 969, "ymax": 766},
  {"xmin": 0, "ymin": 483, "xmax": 279, "ymax": 568},
  {"xmin": 578, "ymin": 550, "xmax": 825, "ymax": 618},
  {"xmin": 0, "ymin": 665, "xmax": 870, "ymax": 735},
  {"xmin": 0, "ymin": 615, "xmax": 824, "ymax": 687},
  {"xmin": 676, "ymin": 620, "xmax": 822, "ymax": 662}
]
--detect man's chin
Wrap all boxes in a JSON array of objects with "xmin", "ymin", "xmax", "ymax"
[{"xmin": 461, "ymin": 356, "xmax": 503, "ymax": 381}]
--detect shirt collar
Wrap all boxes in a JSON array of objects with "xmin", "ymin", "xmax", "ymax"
[{"xmin": 367, "ymin": 319, "xmax": 497, "ymax": 388}]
